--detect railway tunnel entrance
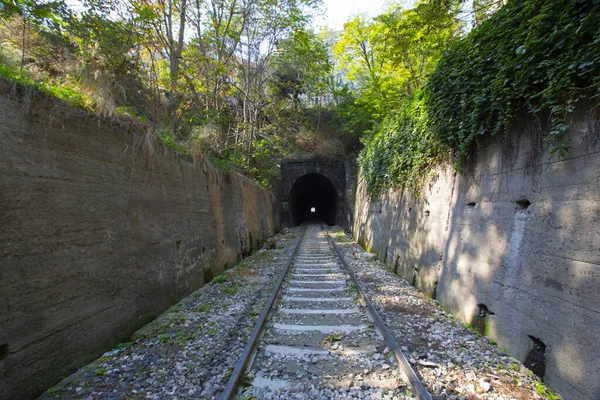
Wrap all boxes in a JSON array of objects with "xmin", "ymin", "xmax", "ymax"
[
  {"xmin": 289, "ymin": 173, "xmax": 337, "ymax": 226},
  {"xmin": 278, "ymin": 159, "xmax": 352, "ymax": 228}
]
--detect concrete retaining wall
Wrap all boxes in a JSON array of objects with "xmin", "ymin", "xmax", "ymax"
[
  {"xmin": 0, "ymin": 80, "xmax": 277, "ymax": 400},
  {"xmin": 352, "ymin": 110, "xmax": 600, "ymax": 399}
]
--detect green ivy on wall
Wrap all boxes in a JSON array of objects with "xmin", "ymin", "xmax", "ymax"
[
  {"xmin": 359, "ymin": 91, "xmax": 450, "ymax": 196},
  {"xmin": 426, "ymin": 0, "xmax": 600, "ymax": 158},
  {"xmin": 359, "ymin": 0, "xmax": 600, "ymax": 196}
]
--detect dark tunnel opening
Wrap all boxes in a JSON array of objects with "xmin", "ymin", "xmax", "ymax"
[{"xmin": 289, "ymin": 173, "xmax": 337, "ymax": 226}]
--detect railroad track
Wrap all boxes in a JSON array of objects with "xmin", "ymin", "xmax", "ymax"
[{"xmin": 222, "ymin": 222, "xmax": 432, "ymax": 400}]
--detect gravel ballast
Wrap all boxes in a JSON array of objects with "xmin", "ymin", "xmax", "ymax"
[
  {"xmin": 328, "ymin": 226, "xmax": 562, "ymax": 400},
  {"xmin": 40, "ymin": 230, "xmax": 301, "ymax": 400},
  {"xmin": 39, "ymin": 225, "xmax": 562, "ymax": 400}
]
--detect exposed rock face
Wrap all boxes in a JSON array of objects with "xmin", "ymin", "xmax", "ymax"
[
  {"xmin": 352, "ymin": 110, "xmax": 600, "ymax": 400},
  {"xmin": 0, "ymin": 79, "xmax": 277, "ymax": 400}
]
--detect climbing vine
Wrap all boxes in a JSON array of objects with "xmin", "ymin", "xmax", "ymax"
[
  {"xmin": 359, "ymin": 0, "xmax": 600, "ymax": 196},
  {"xmin": 359, "ymin": 92, "xmax": 450, "ymax": 196},
  {"xmin": 426, "ymin": 0, "xmax": 600, "ymax": 158}
]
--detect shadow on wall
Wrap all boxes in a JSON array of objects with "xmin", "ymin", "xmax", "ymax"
[
  {"xmin": 352, "ymin": 112, "xmax": 600, "ymax": 400},
  {"xmin": 353, "ymin": 169, "xmax": 453, "ymax": 298}
]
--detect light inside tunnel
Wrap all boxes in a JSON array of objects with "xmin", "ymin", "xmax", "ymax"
[{"xmin": 289, "ymin": 173, "xmax": 337, "ymax": 226}]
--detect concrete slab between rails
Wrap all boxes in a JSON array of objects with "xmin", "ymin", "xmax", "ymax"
[
  {"xmin": 296, "ymin": 255, "xmax": 336, "ymax": 257},
  {"xmin": 279, "ymin": 307, "xmax": 360, "ymax": 314},
  {"xmin": 287, "ymin": 287, "xmax": 348, "ymax": 292},
  {"xmin": 273, "ymin": 323, "xmax": 368, "ymax": 333},
  {"xmin": 265, "ymin": 344, "xmax": 377, "ymax": 357},
  {"xmin": 294, "ymin": 264, "xmax": 339, "ymax": 268},
  {"xmin": 292, "ymin": 273, "xmax": 346, "ymax": 278},
  {"xmin": 265, "ymin": 345, "xmax": 328, "ymax": 356},
  {"xmin": 294, "ymin": 268, "xmax": 342, "ymax": 273},
  {"xmin": 282, "ymin": 296, "xmax": 354, "ymax": 302},
  {"xmin": 251, "ymin": 376, "xmax": 298, "ymax": 391},
  {"xmin": 288, "ymin": 280, "xmax": 346, "ymax": 285}
]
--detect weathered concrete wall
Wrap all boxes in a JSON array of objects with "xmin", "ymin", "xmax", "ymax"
[
  {"xmin": 352, "ymin": 111, "xmax": 600, "ymax": 400},
  {"xmin": 0, "ymin": 80, "xmax": 277, "ymax": 400}
]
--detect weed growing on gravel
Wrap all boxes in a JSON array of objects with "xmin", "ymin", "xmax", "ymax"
[
  {"xmin": 115, "ymin": 342, "xmax": 133, "ymax": 350},
  {"xmin": 322, "ymin": 334, "xmax": 344, "ymax": 345},
  {"xmin": 185, "ymin": 362, "xmax": 195, "ymax": 371},
  {"xmin": 212, "ymin": 274, "xmax": 233, "ymax": 284},
  {"xmin": 241, "ymin": 372, "xmax": 253, "ymax": 387},
  {"xmin": 173, "ymin": 329, "xmax": 194, "ymax": 346},
  {"xmin": 331, "ymin": 230, "xmax": 345, "ymax": 239},
  {"xmin": 158, "ymin": 334, "xmax": 170, "ymax": 344},
  {"xmin": 94, "ymin": 368, "xmax": 107, "ymax": 376},
  {"xmin": 223, "ymin": 284, "xmax": 239, "ymax": 295},
  {"xmin": 206, "ymin": 321, "xmax": 219, "ymax": 336},
  {"xmin": 198, "ymin": 303, "xmax": 212, "ymax": 313},
  {"xmin": 535, "ymin": 382, "xmax": 561, "ymax": 399}
]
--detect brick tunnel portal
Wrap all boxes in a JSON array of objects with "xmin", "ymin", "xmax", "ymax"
[{"xmin": 288, "ymin": 173, "xmax": 337, "ymax": 226}]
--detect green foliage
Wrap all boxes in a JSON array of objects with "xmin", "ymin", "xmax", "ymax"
[
  {"xmin": 0, "ymin": 0, "xmax": 326, "ymax": 190},
  {"xmin": 270, "ymin": 29, "xmax": 332, "ymax": 104},
  {"xmin": 426, "ymin": 0, "xmax": 600, "ymax": 157},
  {"xmin": 114, "ymin": 341, "xmax": 133, "ymax": 351},
  {"xmin": 322, "ymin": 334, "xmax": 344, "ymax": 345},
  {"xmin": 336, "ymin": 1, "xmax": 463, "ymax": 195},
  {"xmin": 157, "ymin": 133, "xmax": 192, "ymax": 158},
  {"xmin": 93, "ymin": 368, "xmax": 107, "ymax": 376},
  {"xmin": 333, "ymin": 15, "xmax": 405, "ymax": 121},
  {"xmin": 0, "ymin": 64, "xmax": 91, "ymax": 109},
  {"xmin": 115, "ymin": 106, "xmax": 149, "ymax": 123},
  {"xmin": 158, "ymin": 333, "xmax": 170, "ymax": 344},
  {"xmin": 211, "ymin": 273, "xmax": 232, "ymax": 284},
  {"xmin": 358, "ymin": 91, "xmax": 449, "ymax": 196},
  {"xmin": 0, "ymin": 0, "xmax": 67, "ymax": 28},
  {"xmin": 223, "ymin": 285, "xmax": 239, "ymax": 295},
  {"xmin": 535, "ymin": 381, "xmax": 562, "ymax": 400},
  {"xmin": 357, "ymin": 0, "xmax": 600, "ymax": 195},
  {"xmin": 334, "ymin": 1, "xmax": 462, "ymax": 123}
]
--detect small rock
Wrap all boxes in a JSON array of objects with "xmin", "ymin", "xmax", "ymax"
[{"xmin": 480, "ymin": 381, "xmax": 492, "ymax": 392}]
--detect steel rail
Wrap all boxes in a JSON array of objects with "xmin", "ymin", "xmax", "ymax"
[
  {"xmin": 323, "ymin": 225, "xmax": 433, "ymax": 400},
  {"xmin": 220, "ymin": 224, "xmax": 307, "ymax": 400}
]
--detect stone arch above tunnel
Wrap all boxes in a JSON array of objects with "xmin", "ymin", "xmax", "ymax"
[{"xmin": 278, "ymin": 160, "xmax": 352, "ymax": 228}]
